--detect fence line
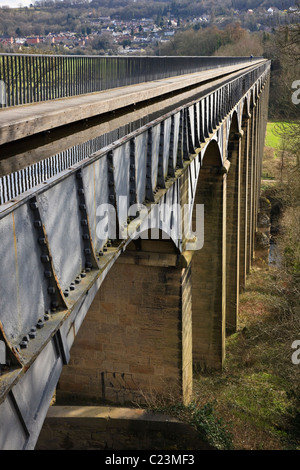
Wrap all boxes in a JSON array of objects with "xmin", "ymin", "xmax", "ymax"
[
  {"xmin": 0, "ymin": 54, "xmax": 259, "ymax": 108},
  {"xmin": 0, "ymin": 61, "xmax": 270, "ymax": 206}
]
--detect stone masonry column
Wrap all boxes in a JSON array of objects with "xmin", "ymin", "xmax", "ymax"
[
  {"xmin": 239, "ymin": 112, "xmax": 250, "ymax": 290},
  {"xmin": 226, "ymin": 130, "xmax": 241, "ymax": 334},
  {"xmin": 252, "ymin": 100, "xmax": 260, "ymax": 264},
  {"xmin": 56, "ymin": 239, "xmax": 193, "ymax": 406},
  {"xmin": 247, "ymin": 104, "xmax": 255, "ymax": 273},
  {"xmin": 192, "ymin": 155, "xmax": 227, "ymax": 370}
]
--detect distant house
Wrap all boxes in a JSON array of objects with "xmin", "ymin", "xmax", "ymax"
[
  {"xmin": 0, "ymin": 36, "xmax": 13, "ymax": 45},
  {"xmin": 26, "ymin": 37, "xmax": 40, "ymax": 45},
  {"xmin": 15, "ymin": 38, "xmax": 26, "ymax": 44}
]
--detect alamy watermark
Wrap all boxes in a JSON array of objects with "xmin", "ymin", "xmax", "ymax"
[
  {"xmin": 292, "ymin": 80, "xmax": 300, "ymax": 104},
  {"xmin": 291, "ymin": 340, "xmax": 300, "ymax": 365},
  {"xmin": 0, "ymin": 340, "xmax": 6, "ymax": 366},
  {"xmin": 0, "ymin": 80, "xmax": 7, "ymax": 108},
  {"xmin": 95, "ymin": 198, "xmax": 204, "ymax": 251}
]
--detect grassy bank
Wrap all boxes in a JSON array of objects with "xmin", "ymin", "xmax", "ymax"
[
  {"xmin": 264, "ymin": 122, "xmax": 283, "ymax": 150},
  {"xmin": 192, "ymin": 266, "xmax": 300, "ymax": 450}
]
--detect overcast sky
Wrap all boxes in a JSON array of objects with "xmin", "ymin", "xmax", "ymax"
[{"xmin": 0, "ymin": 0, "xmax": 34, "ymax": 7}]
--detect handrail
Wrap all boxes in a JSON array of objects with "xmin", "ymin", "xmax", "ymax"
[
  {"xmin": 0, "ymin": 54, "xmax": 262, "ymax": 108},
  {"xmin": 0, "ymin": 60, "xmax": 270, "ymax": 208}
]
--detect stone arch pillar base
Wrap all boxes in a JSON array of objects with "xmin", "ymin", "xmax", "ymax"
[{"xmin": 56, "ymin": 240, "xmax": 193, "ymax": 407}]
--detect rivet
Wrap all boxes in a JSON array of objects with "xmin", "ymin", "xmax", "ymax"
[
  {"xmin": 44, "ymin": 313, "xmax": 50, "ymax": 321},
  {"xmin": 29, "ymin": 330, "xmax": 36, "ymax": 339},
  {"xmin": 81, "ymin": 219, "xmax": 88, "ymax": 226},
  {"xmin": 38, "ymin": 238, "xmax": 46, "ymax": 245},
  {"xmin": 86, "ymin": 262, "xmax": 92, "ymax": 269},
  {"xmin": 81, "ymin": 272, "xmax": 86, "ymax": 278},
  {"xmin": 76, "ymin": 171, "xmax": 83, "ymax": 179},
  {"xmin": 22, "ymin": 335, "xmax": 29, "ymax": 343},
  {"xmin": 48, "ymin": 286, "xmax": 55, "ymax": 294},
  {"xmin": 44, "ymin": 271, "xmax": 52, "ymax": 278},
  {"xmin": 98, "ymin": 251, "xmax": 103, "ymax": 257},
  {"xmin": 36, "ymin": 320, "xmax": 44, "ymax": 329},
  {"xmin": 30, "ymin": 202, "xmax": 38, "ymax": 210},
  {"xmin": 41, "ymin": 255, "xmax": 50, "ymax": 263},
  {"xmin": 20, "ymin": 341, "xmax": 28, "ymax": 349},
  {"xmin": 109, "ymin": 195, "xmax": 115, "ymax": 202},
  {"xmin": 82, "ymin": 234, "xmax": 90, "ymax": 240},
  {"xmin": 70, "ymin": 283, "xmax": 75, "ymax": 291},
  {"xmin": 78, "ymin": 188, "xmax": 84, "ymax": 195},
  {"xmin": 79, "ymin": 204, "xmax": 86, "ymax": 211},
  {"xmin": 64, "ymin": 290, "xmax": 69, "ymax": 297},
  {"xmin": 75, "ymin": 277, "xmax": 81, "ymax": 284},
  {"xmin": 34, "ymin": 220, "xmax": 42, "ymax": 228},
  {"xmin": 51, "ymin": 301, "xmax": 59, "ymax": 309},
  {"xmin": 84, "ymin": 248, "xmax": 91, "ymax": 255}
]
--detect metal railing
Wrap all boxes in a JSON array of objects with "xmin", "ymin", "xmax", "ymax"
[
  {"xmin": 0, "ymin": 60, "xmax": 270, "ymax": 205},
  {"xmin": 0, "ymin": 54, "xmax": 260, "ymax": 108}
]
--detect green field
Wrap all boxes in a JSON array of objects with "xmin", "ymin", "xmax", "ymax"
[{"xmin": 265, "ymin": 122, "xmax": 283, "ymax": 150}]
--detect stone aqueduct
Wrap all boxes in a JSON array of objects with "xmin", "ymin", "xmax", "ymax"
[{"xmin": 0, "ymin": 57, "xmax": 270, "ymax": 449}]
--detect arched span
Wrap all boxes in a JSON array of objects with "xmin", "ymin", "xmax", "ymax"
[
  {"xmin": 227, "ymin": 110, "xmax": 239, "ymax": 150},
  {"xmin": 189, "ymin": 140, "xmax": 223, "ymax": 244},
  {"xmin": 201, "ymin": 139, "xmax": 223, "ymax": 169},
  {"xmin": 252, "ymin": 84, "xmax": 258, "ymax": 103},
  {"xmin": 241, "ymin": 96, "xmax": 249, "ymax": 121},
  {"xmin": 191, "ymin": 138, "xmax": 226, "ymax": 370}
]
